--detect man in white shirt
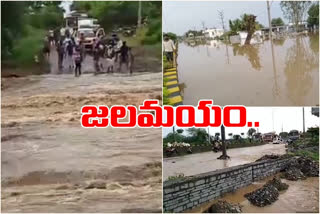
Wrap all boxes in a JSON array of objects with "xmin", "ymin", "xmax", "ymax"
[{"xmin": 163, "ymin": 34, "xmax": 176, "ymax": 63}]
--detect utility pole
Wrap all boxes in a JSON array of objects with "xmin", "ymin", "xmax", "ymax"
[
  {"xmin": 267, "ymin": 0, "xmax": 272, "ymax": 39},
  {"xmin": 173, "ymin": 126, "xmax": 176, "ymax": 142},
  {"xmin": 218, "ymin": 10, "xmax": 226, "ymax": 31},
  {"xmin": 137, "ymin": 0, "xmax": 142, "ymax": 28},
  {"xmin": 208, "ymin": 127, "xmax": 210, "ymax": 144},
  {"xmin": 302, "ymin": 107, "xmax": 305, "ymax": 133}
]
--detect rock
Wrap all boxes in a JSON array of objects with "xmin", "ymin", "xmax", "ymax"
[
  {"xmin": 244, "ymin": 184, "xmax": 279, "ymax": 207},
  {"xmin": 283, "ymin": 156, "xmax": 319, "ymax": 180},
  {"xmin": 255, "ymin": 154, "xmax": 281, "ymax": 162},
  {"xmin": 85, "ymin": 180, "xmax": 106, "ymax": 189},
  {"xmin": 207, "ymin": 200, "xmax": 242, "ymax": 213},
  {"xmin": 266, "ymin": 177, "xmax": 289, "ymax": 191},
  {"xmin": 283, "ymin": 167, "xmax": 306, "ymax": 181}
]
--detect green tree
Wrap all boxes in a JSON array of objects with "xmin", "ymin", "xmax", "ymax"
[
  {"xmin": 307, "ymin": 2, "xmax": 319, "ymax": 26},
  {"xmin": 271, "ymin": 17, "xmax": 285, "ymax": 26},
  {"xmin": 71, "ymin": 1, "xmax": 161, "ymax": 45},
  {"xmin": 1, "ymin": 1, "xmax": 63, "ymax": 63},
  {"xmin": 228, "ymin": 13, "xmax": 263, "ymax": 41},
  {"xmin": 280, "ymin": 1, "xmax": 311, "ymax": 32},
  {"xmin": 247, "ymin": 128, "xmax": 256, "ymax": 142},
  {"xmin": 164, "ymin": 32, "xmax": 177, "ymax": 42},
  {"xmin": 279, "ymin": 132, "xmax": 289, "ymax": 138},
  {"xmin": 176, "ymin": 129, "xmax": 184, "ymax": 134},
  {"xmin": 187, "ymin": 128, "xmax": 208, "ymax": 143}
]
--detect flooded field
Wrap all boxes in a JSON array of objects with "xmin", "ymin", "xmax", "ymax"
[
  {"xmin": 178, "ymin": 33, "xmax": 319, "ymax": 106},
  {"xmin": 1, "ymin": 70, "xmax": 162, "ymax": 212},
  {"xmin": 189, "ymin": 176, "xmax": 319, "ymax": 213},
  {"xmin": 163, "ymin": 144, "xmax": 286, "ymax": 180}
]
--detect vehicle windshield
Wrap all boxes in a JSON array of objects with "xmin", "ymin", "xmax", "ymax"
[{"xmin": 79, "ymin": 30, "xmax": 95, "ymax": 38}]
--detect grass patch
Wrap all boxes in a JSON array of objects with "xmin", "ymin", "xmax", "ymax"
[
  {"xmin": 294, "ymin": 150, "xmax": 319, "ymax": 161},
  {"xmin": 166, "ymin": 173, "xmax": 185, "ymax": 181}
]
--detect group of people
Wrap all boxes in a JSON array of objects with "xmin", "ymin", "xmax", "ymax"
[{"xmin": 43, "ymin": 29, "xmax": 132, "ymax": 77}]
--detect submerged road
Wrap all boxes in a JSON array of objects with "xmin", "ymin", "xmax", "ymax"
[{"xmin": 163, "ymin": 143, "xmax": 286, "ymax": 180}]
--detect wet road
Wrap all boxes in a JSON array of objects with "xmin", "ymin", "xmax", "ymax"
[
  {"xmin": 178, "ymin": 34, "xmax": 319, "ymax": 106},
  {"xmin": 1, "ymin": 52, "xmax": 162, "ymax": 212},
  {"xmin": 163, "ymin": 143, "xmax": 286, "ymax": 180}
]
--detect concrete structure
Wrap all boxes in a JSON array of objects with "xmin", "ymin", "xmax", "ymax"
[
  {"xmin": 163, "ymin": 157, "xmax": 293, "ymax": 213},
  {"xmin": 203, "ymin": 28, "xmax": 224, "ymax": 39},
  {"xmin": 229, "ymin": 30, "xmax": 263, "ymax": 45}
]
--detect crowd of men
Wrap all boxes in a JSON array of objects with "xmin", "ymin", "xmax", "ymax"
[{"xmin": 43, "ymin": 28, "xmax": 132, "ymax": 77}]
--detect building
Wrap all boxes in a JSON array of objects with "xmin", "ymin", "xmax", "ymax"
[
  {"xmin": 203, "ymin": 28, "xmax": 224, "ymax": 39},
  {"xmin": 229, "ymin": 30, "xmax": 263, "ymax": 45}
]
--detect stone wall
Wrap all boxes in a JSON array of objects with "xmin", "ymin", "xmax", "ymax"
[{"xmin": 163, "ymin": 158, "xmax": 292, "ymax": 213}]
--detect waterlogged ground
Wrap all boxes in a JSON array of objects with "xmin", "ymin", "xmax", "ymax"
[
  {"xmin": 1, "ymin": 66, "xmax": 162, "ymax": 212},
  {"xmin": 164, "ymin": 144, "xmax": 286, "ymax": 180},
  {"xmin": 189, "ymin": 176, "xmax": 319, "ymax": 213},
  {"xmin": 178, "ymin": 34, "xmax": 319, "ymax": 106}
]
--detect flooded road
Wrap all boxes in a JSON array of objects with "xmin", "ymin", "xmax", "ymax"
[
  {"xmin": 163, "ymin": 144, "xmax": 286, "ymax": 180},
  {"xmin": 1, "ymin": 67, "xmax": 162, "ymax": 211},
  {"xmin": 189, "ymin": 176, "xmax": 319, "ymax": 213},
  {"xmin": 178, "ymin": 34, "xmax": 319, "ymax": 106}
]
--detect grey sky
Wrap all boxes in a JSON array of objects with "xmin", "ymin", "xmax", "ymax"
[
  {"xmin": 163, "ymin": 1, "xmax": 286, "ymax": 35},
  {"xmin": 163, "ymin": 107, "xmax": 319, "ymax": 138}
]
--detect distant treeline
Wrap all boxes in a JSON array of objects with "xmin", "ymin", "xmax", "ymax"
[{"xmin": 71, "ymin": 1, "xmax": 162, "ymax": 45}]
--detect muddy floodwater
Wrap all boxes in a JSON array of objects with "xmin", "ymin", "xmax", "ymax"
[
  {"xmin": 178, "ymin": 34, "xmax": 319, "ymax": 106},
  {"xmin": 189, "ymin": 176, "xmax": 319, "ymax": 213},
  {"xmin": 163, "ymin": 144, "xmax": 286, "ymax": 180},
  {"xmin": 1, "ymin": 70, "xmax": 162, "ymax": 212}
]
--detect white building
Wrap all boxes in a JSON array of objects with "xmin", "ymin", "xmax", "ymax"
[
  {"xmin": 203, "ymin": 28, "xmax": 224, "ymax": 39},
  {"xmin": 230, "ymin": 30, "xmax": 263, "ymax": 45}
]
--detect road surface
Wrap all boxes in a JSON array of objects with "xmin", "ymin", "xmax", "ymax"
[{"xmin": 164, "ymin": 143, "xmax": 286, "ymax": 180}]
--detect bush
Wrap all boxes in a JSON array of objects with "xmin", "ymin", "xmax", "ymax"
[{"xmin": 12, "ymin": 25, "xmax": 46, "ymax": 65}]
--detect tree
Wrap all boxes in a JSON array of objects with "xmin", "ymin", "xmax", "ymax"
[
  {"xmin": 228, "ymin": 13, "xmax": 263, "ymax": 43},
  {"xmin": 307, "ymin": 2, "xmax": 319, "ymax": 26},
  {"xmin": 229, "ymin": 18, "xmax": 243, "ymax": 35},
  {"xmin": 187, "ymin": 128, "xmax": 208, "ymax": 143},
  {"xmin": 243, "ymin": 14, "xmax": 257, "ymax": 44},
  {"xmin": 163, "ymin": 132, "xmax": 184, "ymax": 143},
  {"xmin": 176, "ymin": 129, "xmax": 184, "ymax": 134},
  {"xmin": 247, "ymin": 128, "xmax": 256, "ymax": 142},
  {"xmin": 280, "ymin": 1, "xmax": 311, "ymax": 32},
  {"xmin": 271, "ymin": 17, "xmax": 285, "ymax": 26},
  {"xmin": 279, "ymin": 132, "xmax": 288, "ymax": 138}
]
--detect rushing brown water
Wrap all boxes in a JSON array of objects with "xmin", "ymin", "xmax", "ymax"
[
  {"xmin": 163, "ymin": 143, "xmax": 286, "ymax": 180},
  {"xmin": 189, "ymin": 176, "xmax": 319, "ymax": 213},
  {"xmin": 1, "ymin": 71, "xmax": 162, "ymax": 212},
  {"xmin": 177, "ymin": 34, "xmax": 319, "ymax": 106}
]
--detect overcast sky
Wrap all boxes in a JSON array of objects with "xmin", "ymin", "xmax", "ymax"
[
  {"xmin": 163, "ymin": 1, "xmax": 286, "ymax": 35},
  {"xmin": 163, "ymin": 107, "xmax": 319, "ymax": 138}
]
